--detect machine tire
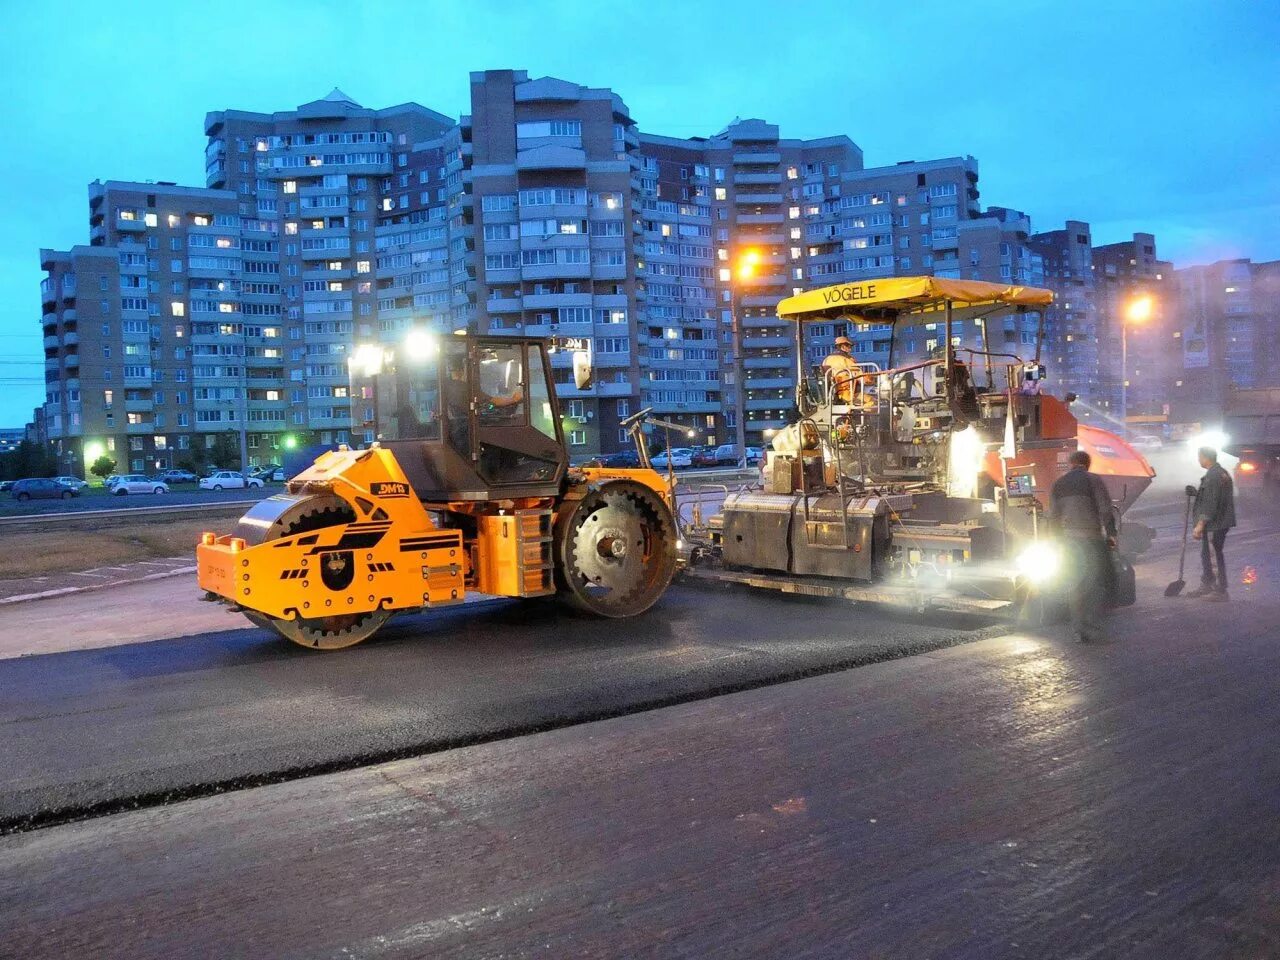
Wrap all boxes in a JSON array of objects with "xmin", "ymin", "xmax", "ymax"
[
  {"xmin": 61, "ymin": 490, "xmax": 72, "ymax": 500},
  {"xmin": 16, "ymin": 492, "xmax": 29, "ymax": 502},
  {"xmin": 555, "ymin": 480, "xmax": 677, "ymax": 618},
  {"xmin": 213, "ymin": 484, "xmax": 223, "ymax": 491}
]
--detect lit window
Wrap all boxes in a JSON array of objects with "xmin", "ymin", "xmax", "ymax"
[
  {"xmin": 144, "ymin": 213, "xmax": 158, "ymax": 227},
  {"xmin": 790, "ymin": 247, "xmax": 801, "ymax": 259},
  {"xmin": 310, "ymin": 219, "xmax": 324, "ymax": 230},
  {"xmin": 714, "ymin": 188, "xmax": 727, "ymax": 201},
  {"xmin": 788, "ymin": 207, "xmax": 800, "ymax": 219},
  {"xmin": 356, "ymin": 261, "xmax": 371, "ymax": 274},
  {"xmin": 170, "ymin": 302, "xmax": 185, "ymax": 317},
  {"xmin": 661, "ymin": 224, "xmax": 671, "ymax": 237},
  {"xmin": 282, "ymin": 181, "xmax": 297, "ymax": 194},
  {"xmin": 216, "ymin": 237, "xmax": 232, "ymax": 248},
  {"xmin": 328, "ymin": 261, "xmax": 343, "ymax": 271},
  {"xmin": 718, "ymin": 268, "xmax": 731, "ymax": 282},
  {"xmin": 328, "ymin": 281, "xmax": 343, "ymax": 292},
  {"xmin": 285, "ymin": 222, "xmax": 298, "ymax": 235},
  {"xmin": 218, "ymin": 303, "xmax": 235, "ymax": 313},
  {"xmin": 193, "ymin": 215, "xmax": 211, "ymax": 226},
  {"xmin": 790, "ymin": 228, "xmax": 801, "ymax": 240},
  {"xmin": 167, "ymin": 215, "xmax": 179, "ymax": 227},
  {"xmin": 786, "ymin": 167, "xmax": 798, "ymax": 180}
]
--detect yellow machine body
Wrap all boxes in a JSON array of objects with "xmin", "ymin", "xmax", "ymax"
[
  {"xmin": 198, "ymin": 446, "xmax": 468, "ymax": 621},
  {"xmin": 197, "ymin": 447, "xmax": 677, "ymax": 630}
]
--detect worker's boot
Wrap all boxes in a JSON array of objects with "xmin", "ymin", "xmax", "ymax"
[
  {"xmin": 1203, "ymin": 589, "xmax": 1229, "ymax": 602},
  {"xmin": 1184, "ymin": 582, "xmax": 1216, "ymax": 599}
]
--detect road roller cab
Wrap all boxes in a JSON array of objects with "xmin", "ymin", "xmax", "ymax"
[{"xmin": 197, "ymin": 332, "xmax": 678, "ymax": 649}]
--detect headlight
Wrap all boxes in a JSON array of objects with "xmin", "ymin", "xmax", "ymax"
[{"xmin": 1015, "ymin": 541, "xmax": 1061, "ymax": 584}]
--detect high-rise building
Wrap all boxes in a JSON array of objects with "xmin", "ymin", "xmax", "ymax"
[
  {"xmin": 1170, "ymin": 258, "xmax": 1280, "ymax": 422},
  {"xmin": 1029, "ymin": 220, "xmax": 1099, "ymax": 403},
  {"xmin": 1090, "ymin": 233, "xmax": 1172, "ymax": 424},
  {"xmin": 39, "ymin": 70, "xmax": 1082, "ymax": 472}
]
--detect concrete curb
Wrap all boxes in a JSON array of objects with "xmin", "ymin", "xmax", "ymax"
[{"xmin": 0, "ymin": 566, "xmax": 197, "ymax": 607}]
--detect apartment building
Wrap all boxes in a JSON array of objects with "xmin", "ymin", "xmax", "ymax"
[
  {"xmin": 1169, "ymin": 258, "xmax": 1280, "ymax": 421},
  {"xmin": 1090, "ymin": 233, "xmax": 1172, "ymax": 422},
  {"xmin": 638, "ymin": 121, "xmax": 865, "ymax": 443},
  {"xmin": 40, "ymin": 70, "xmax": 1076, "ymax": 468},
  {"xmin": 40, "ymin": 182, "xmax": 246, "ymax": 474},
  {"xmin": 1028, "ymin": 220, "xmax": 1099, "ymax": 403}
]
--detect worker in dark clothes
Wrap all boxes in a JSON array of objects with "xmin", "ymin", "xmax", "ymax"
[
  {"xmin": 1049, "ymin": 449, "xmax": 1118, "ymax": 643},
  {"xmin": 1188, "ymin": 446, "xmax": 1237, "ymax": 601}
]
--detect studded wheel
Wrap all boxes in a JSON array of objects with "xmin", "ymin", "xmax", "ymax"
[{"xmin": 556, "ymin": 480, "xmax": 677, "ymax": 618}]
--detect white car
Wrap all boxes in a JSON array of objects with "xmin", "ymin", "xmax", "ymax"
[
  {"xmin": 51, "ymin": 476, "xmax": 90, "ymax": 492},
  {"xmin": 112, "ymin": 475, "xmax": 169, "ymax": 495},
  {"xmin": 651, "ymin": 447, "xmax": 694, "ymax": 469},
  {"xmin": 199, "ymin": 471, "xmax": 264, "ymax": 491}
]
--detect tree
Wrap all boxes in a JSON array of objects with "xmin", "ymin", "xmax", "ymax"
[
  {"xmin": 89, "ymin": 455, "xmax": 117, "ymax": 482},
  {"xmin": 0, "ymin": 439, "xmax": 57, "ymax": 481},
  {"xmin": 209, "ymin": 432, "xmax": 240, "ymax": 470}
]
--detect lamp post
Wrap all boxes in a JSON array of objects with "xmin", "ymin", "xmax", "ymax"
[
  {"xmin": 726, "ymin": 248, "xmax": 761, "ymax": 467},
  {"xmin": 1121, "ymin": 294, "xmax": 1153, "ymax": 436}
]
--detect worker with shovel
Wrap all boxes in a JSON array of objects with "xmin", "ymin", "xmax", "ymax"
[{"xmin": 1187, "ymin": 446, "xmax": 1236, "ymax": 601}]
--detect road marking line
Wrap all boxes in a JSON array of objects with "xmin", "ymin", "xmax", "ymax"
[
  {"xmin": 0, "ymin": 567, "xmax": 197, "ymax": 606},
  {"xmin": 69, "ymin": 572, "xmax": 110, "ymax": 578}
]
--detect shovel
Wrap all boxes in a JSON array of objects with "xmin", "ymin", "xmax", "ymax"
[{"xmin": 1164, "ymin": 486, "xmax": 1197, "ymax": 597}]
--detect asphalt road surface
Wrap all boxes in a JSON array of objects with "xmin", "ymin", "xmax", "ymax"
[{"xmin": 1, "ymin": 470, "xmax": 1277, "ymax": 957}]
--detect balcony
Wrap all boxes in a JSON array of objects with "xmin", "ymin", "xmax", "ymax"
[
  {"xmin": 44, "ymin": 335, "xmax": 59, "ymax": 349},
  {"xmin": 126, "ymin": 421, "xmax": 154, "ymax": 434},
  {"xmin": 520, "ymin": 262, "xmax": 591, "ymax": 282},
  {"xmin": 733, "ymin": 152, "xmax": 781, "ymax": 166},
  {"xmin": 116, "ymin": 217, "xmax": 146, "ymax": 233},
  {"xmin": 733, "ymin": 172, "xmax": 783, "ymax": 186},
  {"xmin": 62, "ymin": 332, "xmax": 79, "ymax": 347},
  {"xmin": 741, "ymin": 293, "xmax": 784, "ymax": 308},
  {"xmin": 484, "ymin": 296, "xmax": 523, "ymax": 313},
  {"xmin": 64, "ymin": 354, "xmax": 81, "ymax": 369},
  {"xmin": 736, "ymin": 213, "xmax": 784, "ymax": 225},
  {"xmin": 744, "ymin": 376, "xmax": 794, "ymax": 389},
  {"xmin": 735, "ymin": 194, "xmax": 784, "ymax": 206},
  {"xmin": 743, "ymin": 335, "xmax": 791, "ymax": 349},
  {"xmin": 743, "ymin": 355, "xmax": 791, "ymax": 369},
  {"xmin": 125, "ymin": 399, "xmax": 154, "ymax": 413}
]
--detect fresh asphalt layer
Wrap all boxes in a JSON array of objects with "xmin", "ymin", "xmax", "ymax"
[{"xmin": 0, "ymin": 585, "xmax": 1001, "ymax": 832}]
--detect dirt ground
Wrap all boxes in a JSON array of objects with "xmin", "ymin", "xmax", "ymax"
[{"xmin": 0, "ymin": 518, "xmax": 214, "ymax": 580}]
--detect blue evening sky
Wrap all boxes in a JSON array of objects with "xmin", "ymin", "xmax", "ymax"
[{"xmin": 1, "ymin": 0, "xmax": 1275, "ymax": 425}]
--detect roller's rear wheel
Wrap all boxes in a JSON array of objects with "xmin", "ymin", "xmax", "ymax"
[
  {"xmin": 235, "ymin": 493, "xmax": 393, "ymax": 650},
  {"xmin": 556, "ymin": 480, "xmax": 677, "ymax": 618}
]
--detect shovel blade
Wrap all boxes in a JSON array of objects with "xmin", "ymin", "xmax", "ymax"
[{"xmin": 1164, "ymin": 579, "xmax": 1186, "ymax": 597}]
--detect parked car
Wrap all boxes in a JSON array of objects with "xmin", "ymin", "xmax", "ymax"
[
  {"xmin": 270, "ymin": 467, "xmax": 287, "ymax": 482},
  {"xmin": 690, "ymin": 447, "xmax": 718, "ymax": 468},
  {"xmin": 1129, "ymin": 435, "xmax": 1164, "ymax": 452},
  {"xmin": 111, "ymin": 475, "xmax": 169, "ymax": 495},
  {"xmin": 651, "ymin": 447, "xmax": 694, "ymax": 469},
  {"xmin": 102, "ymin": 475, "xmax": 122, "ymax": 488},
  {"xmin": 158, "ymin": 469, "xmax": 199, "ymax": 484},
  {"xmin": 250, "ymin": 463, "xmax": 282, "ymax": 481},
  {"xmin": 0, "ymin": 480, "xmax": 13, "ymax": 493},
  {"xmin": 11, "ymin": 478, "xmax": 78, "ymax": 501},
  {"xmin": 199, "ymin": 470, "xmax": 264, "ymax": 491},
  {"xmin": 51, "ymin": 475, "xmax": 90, "ymax": 492},
  {"xmin": 585, "ymin": 450, "xmax": 642, "ymax": 469},
  {"xmin": 713, "ymin": 444, "xmax": 765, "ymax": 466}
]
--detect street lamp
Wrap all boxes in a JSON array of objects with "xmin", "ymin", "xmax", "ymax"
[
  {"xmin": 726, "ymin": 247, "xmax": 762, "ymax": 467},
  {"xmin": 1120, "ymin": 294, "xmax": 1153, "ymax": 434}
]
